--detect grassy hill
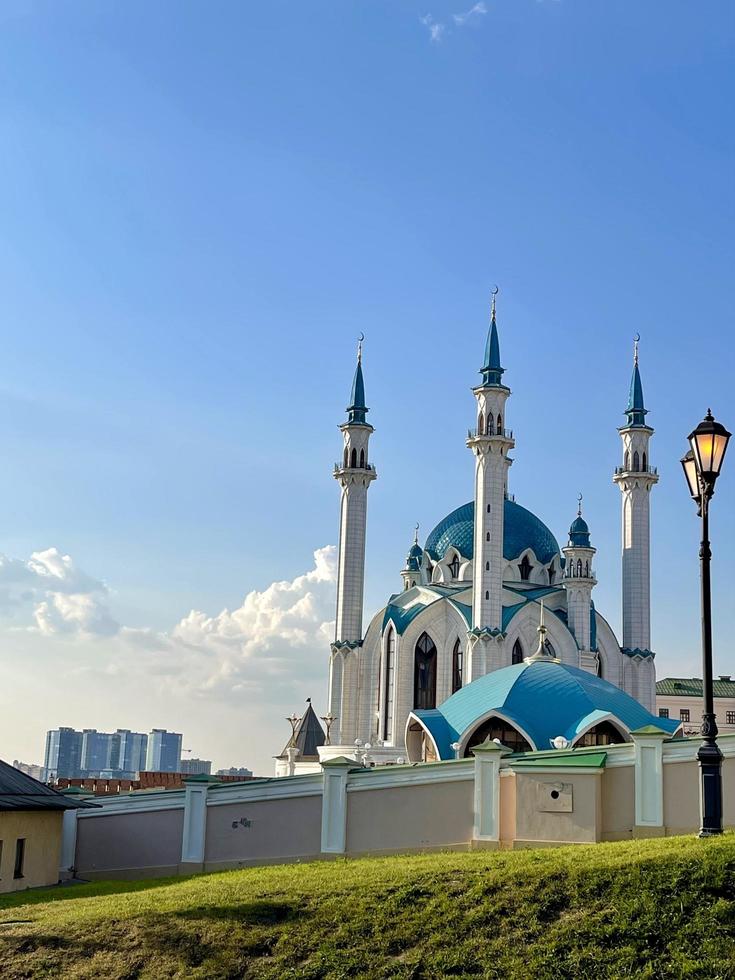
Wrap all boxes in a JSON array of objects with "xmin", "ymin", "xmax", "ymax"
[{"xmin": 1, "ymin": 835, "xmax": 735, "ymax": 978}]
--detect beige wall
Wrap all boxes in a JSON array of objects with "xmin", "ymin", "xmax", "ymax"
[
  {"xmin": 0, "ymin": 811, "xmax": 63, "ymax": 894},
  {"xmin": 600, "ymin": 765, "xmax": 635, "ymax": 841},
  {"xmin": 499, "ymin": 773, "xmax": 516, "ymax": 844},
  {"xmin": 663, "ymin": 761, "xmax": 700, "ymax": 834},
  {"xmin": 204, "ymin": 795, "xmax": 322, "ymax": 868},
  {"xmin": 514, "ymin": 772, "xmax": 601, "ymax": 845},
  {"xmin": 345, "ymin": 780, "xmax": 473, "ymax": 855},
  {"xmin": 656, "ymin": 695, "xmax": 735, "ymax": 734},
  {"xmin": 76, "ymin": 807, "xmax": 184, "ymax": 880}
]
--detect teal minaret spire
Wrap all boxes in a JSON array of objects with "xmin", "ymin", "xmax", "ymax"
[
  {"xmin": 346, "ymin": 335, "xmax": 368, "ymax": 424},
  {"xmin": 479, "ymin": 289, "xmax": 505, "ymax": 387},
  {"xmin": 625, "ymin": 334, "xmax": 648, "ymax": 427}
]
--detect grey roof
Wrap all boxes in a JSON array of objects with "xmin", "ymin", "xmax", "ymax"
[
  {"xmin": 281, "ymin": 702, "xmax": 326, "ymax": 759},
  {"xmin": 0, "ymin": 759, "xmax": 97, "ymax": 812}
]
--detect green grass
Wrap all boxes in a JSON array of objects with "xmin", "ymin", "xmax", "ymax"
[{"xmin": 2, "ymin": 835, "xmax": 735, "ymax": 978}]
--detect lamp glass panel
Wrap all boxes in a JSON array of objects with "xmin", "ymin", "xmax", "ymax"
[{"xmin": 681, "ymin": 454, "xmax": 700, "ymax": 500}]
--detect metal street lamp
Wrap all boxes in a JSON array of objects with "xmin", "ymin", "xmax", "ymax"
[{"xmin": 680, "ymin": 409, "xmax": 731, "ymax": 837}]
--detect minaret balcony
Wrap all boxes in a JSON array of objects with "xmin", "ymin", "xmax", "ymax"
[
  {"xmin": 334, "ymin": 461, "xmax": 377, "ymax": 475},
  {"xmin": 614, "ymin": 464, "xmax": 658, "ymax": 477},
  {"xmin": 467, "ymin": 427, "xmax": 513, "ymax": 441}
]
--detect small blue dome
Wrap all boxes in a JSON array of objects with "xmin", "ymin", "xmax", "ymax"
[
  {"xmin": 568, "ymin": 515, "xmax": 591, "ymax": 548},
  {"xmin": 410, "ymin": 659, "xmax": 679, "ymax": 759},
  {"xmin": 424, "ymin": 499, "xmax": 560, "ymax": 566}
]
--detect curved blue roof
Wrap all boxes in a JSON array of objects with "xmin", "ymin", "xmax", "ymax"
[
  {"xmin": 412, "ymin": 659, "xmax": 678, "ymax": 758},
  {"xmin": 568, "ymin": 515, "xmax": 591, "ymax": 548},
  {"xmin": 425, "ymin": 499, "xmax": 560, "ymax": 565}
]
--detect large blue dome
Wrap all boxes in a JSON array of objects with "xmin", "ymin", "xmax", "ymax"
[
  {"xmin": 410, "ymin": 658, "xmax": 679, "ymax": 759},
  {"xmin": 424, "ymin": 499, "xmax": 561, "ymax": 565}
]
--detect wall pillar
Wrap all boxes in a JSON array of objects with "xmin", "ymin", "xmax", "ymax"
[
  {"xmin": 60, "ymin": 808, "xmax": 78, "ymax": 880},
  {"xmin": 320, "ymin": 757, "xmax": 353, "ymax": 855},
  {"xmin": 632, "ymin": 726, "xmax": 668, "ymax": 836},
  {"xmin": 472, "ymin": 739, "xmax": 503, "ymax": 846},
  {"xmin": 181, "ymin": 776, "xmax": 215, "ymax": 870}
]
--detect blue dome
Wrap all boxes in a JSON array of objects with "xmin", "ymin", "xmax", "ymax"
[
  {"xmin": 568, "ymin": 515, "xmax": 591, "ymax": 548},
  {"xmin": 424, "ymin": 499, "xmax": 560, "ymax": 566},
  {"xmin": 411, "ymin": 659, "xmax": 679, "ymax": 759}
]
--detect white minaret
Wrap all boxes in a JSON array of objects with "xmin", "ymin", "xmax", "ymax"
[
  {"xmin": 613, "ymin": 337, "xmax": 658, "ymax": 655},
  {"xmin": 466, "ymin": 290, "xmax": 514, "ymax": 679},
  {"xmin": 562, "ymin": 496, "xmax": 598, "ymax": 673},
  {"xmin": 329, "ymin": 338, "xmax": 376, "ymax": 744}
]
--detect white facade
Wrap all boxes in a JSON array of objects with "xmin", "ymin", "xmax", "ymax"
[{"xmin": 321, "ymin": 305, "xmax": 660, "ymax": 766}]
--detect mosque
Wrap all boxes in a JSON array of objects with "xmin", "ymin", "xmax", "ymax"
[{"xmin": 282, "ymin": 296, "xmax": 679, "ymax": 775}]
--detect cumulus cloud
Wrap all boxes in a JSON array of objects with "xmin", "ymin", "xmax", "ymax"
[{"xmin": 420, "ymin": 13, "xmax": 445, "ymax": 43}]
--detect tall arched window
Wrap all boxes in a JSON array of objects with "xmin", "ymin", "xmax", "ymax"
[
  {"xmin": 478, "ymin": 413, "xmax": 484, "ymax": 435},
  {"xmin": 452, "ymin": 639, "xmax": 463, "ymax": 693},
  {"xmin": 350, "ymin": 448, "xmax": 357, "ymax": 468},
  {"xmin": 359, "ymin": 448, "xmax": 365, "ymax": 468},
  {"xmin": 487, "ymin": 412, "xmax": 494, "ymax": 435},
  {"xmin": 496, "ymin": 414, "xmax": 502, "ymax": 435},
  {"xmin": 414, "ymin": 633, "xmax": 437, "ymax": 710},
  {"xmin": 343, "ymin": 448, "xmax": 349, "ymax": 468},
  {"xmin": 577, "ymin": 558, "xmax": 583, "ymax": 577},
  {"xmin": 633, "ymin": 450, "xmax": 640, "ymax": 472},
  {"xmin": 585, "ymin": 561, "xmax": 589, "ymax": 577},
  {"xmin": 624, "ymin": 451, "xmax": 630, "ymax": 471},
  {"xmin": 448, "ymin": 554, "xmax": 460, "ymax": 579},
  {"xmin": 519, "ymin": 555, "xmax": 532, "ymax": 581},
  {"xmin": 485, "ymin": 561, "xmax": 490, "ymax": 571},
  {"xmin": 382, "ymin": 629, "xmax": 395, "ymax": 741},
  {"xmin": 512, "ymin": 639, "xmax": 524, "ymax": 664},
  {"xmin": 642, "ymin": 452, "xmax": 647, "ymax": 471}
]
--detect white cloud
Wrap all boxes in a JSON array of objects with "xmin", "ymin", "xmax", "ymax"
[
  {"xmin": 453, "ymin": 2, "xmax": 487, "ymax": 25},
  {"xmin": 420, "ymin": 13, "xmax": 446, "ymax": 43}
]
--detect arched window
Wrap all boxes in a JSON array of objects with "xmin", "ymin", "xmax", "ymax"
[
  {"xmin": 382, "ymin": 629, "xmax": 395, "ymax": 741},
  {"xmin": 577, "ymin": 558, "xmax": 583, "ymax": 577},
  {"xmin": 544, "ymin": 638, "xmax": 556, "ymax": 659},
  {"xmin": 512, "ymin": 639, "xmax": 524, "ymax": 665},
  {"xmin": 465, "ymin": 717, "xmax": 531, "ymax": 755},
  {"xmin": 576, "ymin": 721, "xmax": 625, "ymax": 747},
  {"xmin": 548, "ymin": 561, "xmax": 556, "ymax": 585},
  {"xmin": 485, "ymin": 561, "xmax": 490, "ymax": 571},
  {"xmin": 496, "ymin": 414, "xmax": 502, "ymax": 435},
  {"xmin": 486, "ymin": 504, "xmax": 491, "ymax": 513},
  {"xmin": 642, "ymin": 452, "xmax": 647, "ymax": 471},
  {"xmin": 414, "ymin": 633, "xmax": 437, "ymax": 710},
  {"xmin": 485, "ymin": 590, "xmax": 489, "ymax": 600},
  {"xmin": 584, "ymin": 561, "xmax": 589, "ymax": 577},
  {"xmin": 359, "ymin": 448, "xmax": 365, "ymax": 468},
  {"xmin": 343, "ymin": 448, "xmax": 348, "ymax": 468},
  {"xmin": 452, "ymin": 639, "xmax": 463, "ymax": 693},
  {"xmin": 624, "ymin": 451, "xmax": 630, "ymax": 471},
  {"xmin": 448, "ymin": 554, "xmax": 460, "ymax": 579},
  {"xmin": 487, "ymin": 412, "xmax": 494, "ymax": 435},
  {"xmin": 350, "ymin": 448, "xmax": 357, "ymax": 468},
  {"xmin": 519, "ymin": 555, "xmax": 532, "ymax": 581},
  {"xmin": 633, "ymin": 451, "xmax": 640, "ymax": 472},
  {"xmin": 478, "ymin": 414, "xmax": 484, "ymax": 435},
  {"xmin": 486, "ymin": 532, "xmax": 490, "ymax": 542}
]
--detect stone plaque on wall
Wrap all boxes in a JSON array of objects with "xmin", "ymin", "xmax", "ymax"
[{"xmin": 534, "ymin": 780, "xmax": 573, "ymax": 812}]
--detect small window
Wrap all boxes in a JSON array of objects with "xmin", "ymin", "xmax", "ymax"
[
  {"xmin": 486, "ymin": 504, "xmax": 490, "ymax": 513},
  {"xmin": 577, "ymin": 558, "xmax": 583, "ymax": 577},
  {"xmin": 350, "ymin": 448, "xmax": 357, "ymax": 468},
  {"xmin": 512, "ymin": 639, "xmax": 523, "ymax": 665},
  {"xmin": 548, "ymin": 561, "xmax": 556, "ymax": 585},
  {"xmin": 624, "ymin": 451, "xmax": 630, "ymax": 471},
  {"xmin": 485, "ymin": 590, "xmax": 489, "ymax": 600},
  {"xmin": 478, "ymin": 413, "xmax": 484, "ymax": 435},
  {"xmin": 642, "ymin": 452, "xmax": 647, "ymax": 471},
  {"xmin": 448, "ymin": 555, "xmax": 460, "ymax": 579},
  {"xmin": 496, "ymin": 414, "xmax": 502, "ymax": 435},
  {"xmin": 486, "ymin": 532, "xmax": 490, "ymax": 542},
  {"xmin": 658, "ymin": 708, "xmax": 669, "ymax": 719},
  {"xmin": 680, "ymin": 709, "xmax": 690, "ymax": 723},
  {"xmin": 359, "ymin": 448, "xmax": 365, "ymax": 468},
  {"xmin": 633, "ymin": 451, "xmax": 640, "ymax": 472},
  {"xmin": 452, "ymin": 639, "xmax": 463, "ymax": 694},
  {"xmin": 343, "ymin": 448, "xmax": 348, "ymax": 468},
  {"xmin": 726, "ymin": 712, "xmax": 735, "ymax": 726},
  {"xmin": 519, "ymin": 555, "xmax": 532, "ymax": 581},
  {"xmin": 485, "ymin": 561, "xmax": 489, "ymax": 571},
  {"xmin": 487, "ymin": 412, "xmax": 494, "ymax": 434},
  {"xmin": 13, "ymin": 838, "xmax": 25, "ymax": 879}
]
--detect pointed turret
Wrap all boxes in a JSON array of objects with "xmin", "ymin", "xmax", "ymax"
[
  {"xmin": 563, "ymin": 495, "xmax": 597, "ymax": 670},
  {"xmin": 479, "ymin": 290, "xmax": 505, "ymax": 387},
  {"xmin": 346, "ymin": 337, "xmax": 368, "ymax": 424},
  {"xmin": 401, "ymin": 524, "xmax": 423, "ymax": 590},
  {"xmin": 625, "ymin": 336, "xmax": 648, "ymax": 427}
]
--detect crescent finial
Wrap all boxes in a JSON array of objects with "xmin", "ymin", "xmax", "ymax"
[
  {"xmin": 357, "ymin": 332, "xmax": 364, "ymax": 361},
  {"xmin": 491, "ymin": 284, "xmax": 499, "ymax": 320},
  {"xmin": 633, "ymin": 333, "xmax": 640, "ymax": 365},
  {"xmin": 577, "ymin": 493, "xmax": 583, "ymax": 516}
]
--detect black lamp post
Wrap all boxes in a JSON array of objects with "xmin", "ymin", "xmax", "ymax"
[{"xmin": 681, "ymin": 410, "xmax": 731, "ymax": 837}]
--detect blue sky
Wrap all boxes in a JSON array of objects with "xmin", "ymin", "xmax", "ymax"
[{"xmin": 0, "ymin": 1, "xmax": 733, "ymax": 774}]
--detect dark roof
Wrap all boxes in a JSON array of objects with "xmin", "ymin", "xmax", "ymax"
[
  {"xmin": 657, "ymin": 677, "xmax": 735, "ymax": 698},
  {"xmin": 0, "ymin": 759, "xmax": 97, "ymax": 811},
  {"xmin": 281, "ymin": 703, "xmax": 326, "ymax": 759}
]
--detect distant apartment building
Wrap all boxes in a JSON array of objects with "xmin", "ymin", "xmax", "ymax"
[
  {"xmin": 116, "ymin": 730, "xmax": 148, "ymax": 775},
  {"xmin": 145, "ymin": 729, "xmax": 183, "ymax": 773},
  {"xmin": 215, "ymin": 766, "xmax": 253, "ymax": 778},
  {"xmin": 179, "ymin": 758, "xmax": 212, "ymax": 776},
  {"xmin": 12, "ymin": 760, "xmax": 46, "ymax": 782},
  {"xmin": 81, "ymin": 730, "xmax": 114, "ymax": 773},
  {"xmin": 44, "ymin": 727, "xmax": 83, "ymax": 780},
  {"xmin": 656, "ymin": 676, "xmax": 735, "ymax": 736}
]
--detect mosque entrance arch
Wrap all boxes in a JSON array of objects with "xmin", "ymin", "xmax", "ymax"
[
  {"xmin": 574, "ymin": 720, "xmax": 626, "ymax": 747},
  {"xmin": 464, "ymin": 716, "xmax": 532, "ymax": 756}
]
